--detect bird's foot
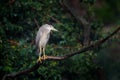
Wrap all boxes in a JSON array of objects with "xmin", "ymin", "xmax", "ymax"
[
  {"xmin": 43, "ymin": 55, "xmax": 48, "ymax": 60},
  {"xmin": 37, "ymin": 56, "xmax": 42, "ymax": 63}
]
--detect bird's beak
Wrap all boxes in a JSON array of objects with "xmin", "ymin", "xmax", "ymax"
[{"xmin": 52, "ymin": 28, "xmax": 58, "ymax": 32}]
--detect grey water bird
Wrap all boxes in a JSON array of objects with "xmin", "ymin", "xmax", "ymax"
[{"xmin": 35, "ymin": 24, "xmax": 58, "ymax": 62}]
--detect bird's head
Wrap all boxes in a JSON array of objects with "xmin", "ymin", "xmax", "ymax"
[{"xmin": 47, "ymin": 24, "xmax": 58, "ymax": 32}]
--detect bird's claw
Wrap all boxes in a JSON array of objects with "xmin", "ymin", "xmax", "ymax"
[
  {"xmin": 37, "ymin": 56, "xmax": 42, "ymax": 63},
  {"xmin": 43, "ymin": 55, "xmax": 48, "ymax": 60},
  {"xmin": 37, "ymin": 55, "xmax": 47, "ymax": 63}
]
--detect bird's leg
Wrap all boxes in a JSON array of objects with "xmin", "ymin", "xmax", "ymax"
[
  {"xmin": 43, "ymin": 47, "xmax": 47, "ymax": 60},
  {"xmin": 37, "ymin": 47, "xmax": 42, "ymax": 63}
]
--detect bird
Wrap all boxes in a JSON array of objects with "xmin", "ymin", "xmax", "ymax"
[{"xmin": 35, "ymin": 24, "xmax": 58, "ymax": 62}]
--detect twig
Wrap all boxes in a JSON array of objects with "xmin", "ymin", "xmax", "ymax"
[
  {"xmin": 3, "ymin": 26, "xmax": 120, "ymax": 80},
  {"xmin": 34, "ymin": 18, "xmax": 40, "ymax": 29},
  {"xmin": 47, "ymin": 15, "xmax": 63, "ymax": 25}
]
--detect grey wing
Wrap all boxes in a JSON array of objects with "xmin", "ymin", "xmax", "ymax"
[
  {"xmin": 47, "ymin": 33, "xmax": 50, "ymax": 42},
  {"xmin": 35, "ymin": 29, "xmax": 42, "ymax": 48}
]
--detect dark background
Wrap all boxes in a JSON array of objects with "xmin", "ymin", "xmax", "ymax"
[{"xmin": 0, "ymin": 0, "xmax": 120, "ymax": 80}]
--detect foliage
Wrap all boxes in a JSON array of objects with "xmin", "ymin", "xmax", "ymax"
[{"xmin": 0, "ymin": 0, "xmax": 120, "ymax": 80}]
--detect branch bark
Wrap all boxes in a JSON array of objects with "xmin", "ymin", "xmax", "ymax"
[
  {"xmin": 34, "ymin": 18, "xmax": 40, "ymax": 29},
  {"xmin": 3, "ymin": 26, "xmax": 120, "ymax": 80},
  {"xmin": 61, "ymin": 0, "xmax": 91, "ymax": 46}
]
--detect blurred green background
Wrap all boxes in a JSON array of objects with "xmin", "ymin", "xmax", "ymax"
[{"xmin": 0, "ymin": 0, "xmax": 120, "ymax": 80}]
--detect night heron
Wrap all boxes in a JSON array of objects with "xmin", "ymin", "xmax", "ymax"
[{"xmin": 35, "ymin": 24, "xmax": 58, "ymax": 62}]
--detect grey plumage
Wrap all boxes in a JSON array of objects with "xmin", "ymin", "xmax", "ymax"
[
  {"xmin": 36, "ymin": 24, "xmax": 50, "ymax": 56},
  {"xmin": 35, "ymin": 24, "xmax": 58, "ymax": 60}
]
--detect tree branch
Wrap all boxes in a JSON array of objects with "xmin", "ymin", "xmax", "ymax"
[
  {"xmin": 61, "ymin": 0, "xmax": 91, "ymax": 46},
  {"xmin": 34, "ymin": 18, "xmax": 40, "ymax": 29},
  {"xmin": 3, "ymin": 26, "xmax": 120, "ymax": 80}
]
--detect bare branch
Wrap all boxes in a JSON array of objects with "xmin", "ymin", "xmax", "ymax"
[
  {"xmin": 34, "ymin": 18, "xmax": 40, "ymax": 29},
  {"xmin": 61, "ymin": 0, "xmax": 91, "ymax": 46},
  {"xmin": 49, "ymin": 16, "xmax": 62, "ymax": 24},
  {"xmin": 3, "ymin": 26, "xmax": 120, "ymax": 80}
]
